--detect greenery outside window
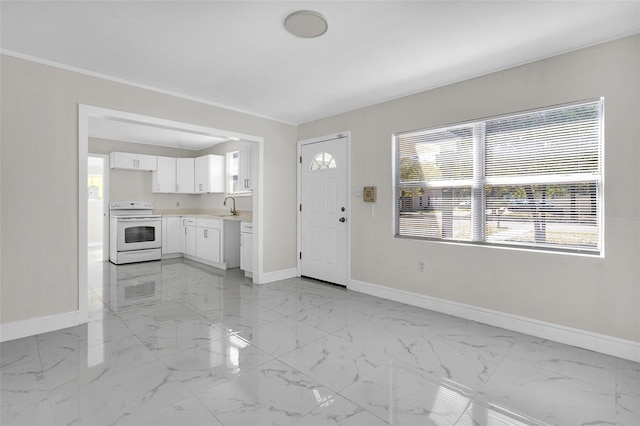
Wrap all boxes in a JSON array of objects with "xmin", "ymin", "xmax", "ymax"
[{"xmin": 394, "ymin": 99, "xmax": 603, "ymax": 254}]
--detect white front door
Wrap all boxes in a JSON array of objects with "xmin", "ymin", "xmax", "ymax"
[{"xmin": 300, "ymin": 136, "xmax": 348, "ymax": 286}]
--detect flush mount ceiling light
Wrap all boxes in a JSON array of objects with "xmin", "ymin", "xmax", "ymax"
[{"xmin": 284, "ymin": 10, "xmax": 328, "ymax": 38}]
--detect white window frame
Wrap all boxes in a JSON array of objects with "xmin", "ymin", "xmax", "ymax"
[{"xmin": 393, "ymin": 98, "xmax": 604, "ymax": 255}]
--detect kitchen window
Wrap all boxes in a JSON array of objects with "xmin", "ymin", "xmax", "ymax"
[
  {"xmin": 394, "ymin": 98, "xmax": 603, "ymax": 254},
  {"xmin": 226, "ymin": 151, "xmax": 240, "ymax": 194},
  {"xmin": 226, "ymin": 150, "xmax": 252, "ymax": 195}
]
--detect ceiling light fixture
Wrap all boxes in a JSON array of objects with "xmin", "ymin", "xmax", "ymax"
[{"xmin": 284, "ymin": 10, "xmax": 328, "ymax": 38}]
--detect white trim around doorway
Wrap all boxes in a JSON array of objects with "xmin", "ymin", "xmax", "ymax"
[{"xmin": 78, "ymin": 104, "xmax": 266, "ymax": 325}]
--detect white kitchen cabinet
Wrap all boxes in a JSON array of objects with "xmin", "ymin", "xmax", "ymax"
[
  {"xmin": 176, "ymin": 158, "xmax": 195, "ymax": 193},
  {"xmin": 194, "ymin": 155, "xmax": 225, "ymax": 193},
  {"xmin": 196, "ymin": 219, "xmax": 222, "ymax": 263},
  {"xmin": 221, "ymin": 220, "xmax": 241, "ymax": 269},
  {"xmin": 136, "ymin": 154, "xmax": 157, "ymax": 171},
  {"xmin": 179, "ymin": 217, "xmax": 239, "ymax": 269},
  {"xmin": 110, "ymin": 152, "xmax": 157, "ymax": 171},
  {"xmin": 240, "ymin": 222, "xmax": 253, "ymax": 276},
  {"xmin": 182, "ymin": 217, "xmax": 196, "ymax": 257},
  {"xmin": 152, "ymin": 156, "xmax": 176, "ymax": 193},
  {"xmin": 162, "ymin": 216, "xmax": 182, "ymax": 256},
  {"xmin": 237, "ymin": 146, "xmax": 254, "ymax": 192}
]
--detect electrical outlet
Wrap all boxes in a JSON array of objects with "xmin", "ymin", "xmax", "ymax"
[{"xmin": 418, "ymin": 260, "xmax": 425, "ymax": 273}]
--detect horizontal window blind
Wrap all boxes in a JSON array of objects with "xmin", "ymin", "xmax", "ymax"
[
  {"xmin": 397, "ymin": 126, "xmax": 474, "ymax": 186},
  {"xmin": 394, "ymin": 99, "xmax": 603, "ymax": 254},
  {"xmin": 397, "ymin": 125, "xmax": 475, "ymax": 241},
  {"xmin": 485, "ymin": 101, "xmax": 601, "ymax": 182}
]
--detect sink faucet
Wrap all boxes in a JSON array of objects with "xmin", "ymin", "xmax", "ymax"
[{"xmin": 223, "ymin": 196, "xmax": 237, "ymax": 216}]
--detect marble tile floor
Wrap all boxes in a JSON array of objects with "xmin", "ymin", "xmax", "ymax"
[{"xmin": 2, "ymin": 258, "xmax": 639, "ymax": 426}]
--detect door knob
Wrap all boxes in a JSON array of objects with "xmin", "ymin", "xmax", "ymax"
[{"xmin": 339, "ymin": 217, "xmax": 346, "ymax": 222}]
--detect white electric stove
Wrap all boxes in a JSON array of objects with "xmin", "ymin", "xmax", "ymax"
[{"xmin": 109, "ymin": 201, "xmax": 162, "ymax": 264}]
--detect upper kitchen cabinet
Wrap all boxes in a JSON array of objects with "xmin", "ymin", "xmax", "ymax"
[
  {"xmin": 152, "ymin": 156, "xmax": 176, "ymax": 193},
  {"xmin": 176, "ymin": 158, "xmax": 195, "ymax": 193},
  {"xmin": 194, "ymin": 154, "xmax": 225, "ymax": 193},
  {"xmin": 237, "ymin": 146, "xmax": 255, "ymax": 192},
  {"xmin": 110, "ymin": 152, "xmax": 157, "ymax": 171}
]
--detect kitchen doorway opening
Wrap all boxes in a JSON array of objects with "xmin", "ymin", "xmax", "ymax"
[
  {"xmin": 87, "ymin": 154, "xmax": 109, "ymax": 262},
  {"xmin": 87, "ymin": 154, "xmax": 109, "ymax": 316},
  {"xmin": 79, "ymin": 104, "xmax": 265, "ymax": 324}
]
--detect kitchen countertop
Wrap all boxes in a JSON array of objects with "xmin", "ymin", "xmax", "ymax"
[{"xmin": 155, "ymin": 210, "xmax": 252, "ymax": 222}]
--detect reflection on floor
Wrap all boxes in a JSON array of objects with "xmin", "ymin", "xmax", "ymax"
[
  {"xmin": 2, "ymin": 258, "xmax": 639, "ymax": 425},
  {"xmin": 88, "ymin": 245, "xmax": 103, "ymax": 262}
]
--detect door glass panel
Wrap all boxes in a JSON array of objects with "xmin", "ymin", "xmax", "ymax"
[
  {"xmin": 124, "ymin": 226, "xmax": 156, "ymax": 243},
  {"xmin": 310, "ymin": 152, "xmax": 337, "ymax": 171}
]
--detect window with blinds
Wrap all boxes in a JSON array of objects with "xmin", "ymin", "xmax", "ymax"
[{"xmin": 394, "ymin": 99, "xmax": 603, "ymax": 254}]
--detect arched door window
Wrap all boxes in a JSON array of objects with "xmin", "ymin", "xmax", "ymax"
[{"xmin": 310, "ymin": 152, "xmax": 337, "ymax": 171}]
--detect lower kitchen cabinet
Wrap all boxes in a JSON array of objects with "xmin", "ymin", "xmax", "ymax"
[
  {"xmin": 240, "ymin": 232, "xmax": 253, "ymax": 275},
  {"xmin": 162, "ymin": 216, "xmax": 182, "ymax": 256},
  {"xmin": 221, "ymin": 220, "xmax": 240, "ymax": 269},
  {"xmin": 162, "ymin": 216, "xmax": 240, "ymax": 270},
  {"xmin": 182, "ymin": 218, "xmax": 196, "ymax": 257},
  {"xmin": 240, "ymin": 221, "xmax": 253, "ymax": 276},
  {"xmin": 196, "ymin": 225, "xmax": 221, "ymax": 263}
]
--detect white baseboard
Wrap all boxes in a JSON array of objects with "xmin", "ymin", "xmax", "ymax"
[
  {"xmin": 0, "ymin": 311, "xmax": 81, "ymax": 343},
  {"xmin": 161, "ymin": 253, "xmax": 183, "ymax": 260},
  {"xmin": 348, "ymin": 279, "xmax": 640, "ymax": 363},
  {"xmin": 257, "ymin": 267, "xmax": 298, "ymax": 284}
]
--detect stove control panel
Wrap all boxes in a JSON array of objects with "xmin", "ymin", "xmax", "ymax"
[{"xmin": 109, "ymin": 201, "xmax": 153, "ymax": 210}]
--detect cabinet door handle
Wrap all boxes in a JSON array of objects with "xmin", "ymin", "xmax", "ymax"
[
  {"xmin": 184, "ymin": 227, "xmax": 187, "ymax": 235},
  {"xmin": 204, "ymin": 229, "xmax": 208, "ymax": 238}
]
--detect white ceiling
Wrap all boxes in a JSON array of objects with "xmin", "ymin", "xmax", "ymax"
[
  {"xmin": 88, "ymin": 117, "xmax": 232, "ymax": 150},
  {"xmin": 2, "ymin": 1, "xmax": 639, "ymax": 128}
]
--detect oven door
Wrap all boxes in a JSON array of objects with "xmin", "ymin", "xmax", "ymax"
[{"xmin": 116, "ymin": 217, "xmax": 161, "ymax": 252}]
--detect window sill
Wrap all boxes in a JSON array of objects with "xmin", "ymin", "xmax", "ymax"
[
  {"xmin": 226, "ymin": 191, "xmax": 252, "ymax": 197},
  {"xmin": 394, "ymin": 235, "xmax": 603, "ymax": 258}
]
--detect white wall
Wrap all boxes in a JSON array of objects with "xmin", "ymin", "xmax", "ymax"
[
  {"xmin": 299, "ymin": 35, "xmax": 640, "ymax": 343},
  {"xmin": 1, "ymin": 54, "xmax": 298, "ymax": 324}
]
